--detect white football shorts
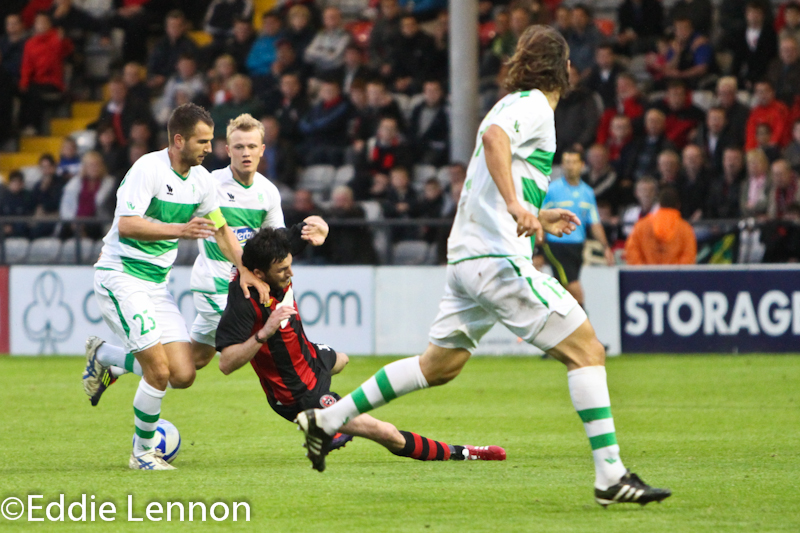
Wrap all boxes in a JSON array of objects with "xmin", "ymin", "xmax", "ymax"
[
  {"xmin": 190, "ymin": 291, "xmax": 228, "ymax": 347},
  {"xmin": 429, "ymin": 256, "xmax": 587, "ymax": 353},
  {"xmin": 94, "ymin": 269, "xmax": 190, "ymax": 354}
]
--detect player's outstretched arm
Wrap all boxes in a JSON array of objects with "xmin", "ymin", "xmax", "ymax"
[
  {"xmin": 214, "ymin": 223, "xmax": 271, "ymax": 304},
  {"xmin": 219, "ymin": 306, "xmax": 297, "ymax": 375},
  {"xmin": 118, "ymin": 215, "xmax": 215, "ymax": 241},
  {"xmin": 301, "ymin": 215, "xmax": 329, "ymax": 246},
  {"xmin": 483, "ymin": 125, "xmax": 544, "ymax": 241},
  {"xmin": 538, "ymin": 208, "xmax": 580, "ymax": 238}
]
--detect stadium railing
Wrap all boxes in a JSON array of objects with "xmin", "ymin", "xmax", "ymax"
[{"xmin": 0, "ymin": 216, "xmax": 778, "ymax": 266}]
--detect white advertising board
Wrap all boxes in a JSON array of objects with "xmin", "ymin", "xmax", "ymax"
[
  {"xmin": 9, "ymin": 265, "xmax": 616, "ymax": 356},
  {"xmin": 9, "ymin": 266, "xmax": 375, "ymax": 355}
]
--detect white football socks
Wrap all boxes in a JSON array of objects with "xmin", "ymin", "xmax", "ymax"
[
  {"xmin": 132, "ymin": 378, "xmax": 165, "ymax": 457},
  {"xmin": 317, "ymin": 355, "xmax": 429, "ymax": 435},
  {"xmin": 97, "ymin": 343, "xmax": 142, "ymax": 376},
  {"xmin": 568, "ymin": 365, "xmax": 627, "ymax": 490}
]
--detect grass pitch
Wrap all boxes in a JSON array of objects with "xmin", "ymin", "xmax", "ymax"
[{"xmin": 1, "ymin": 355, "xmax": 799, "ymax": 532}]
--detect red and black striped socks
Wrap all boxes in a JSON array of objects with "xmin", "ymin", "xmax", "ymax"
[{"xmin": 392, "ymin": 430, "xmax": 467, "ymax": 461}]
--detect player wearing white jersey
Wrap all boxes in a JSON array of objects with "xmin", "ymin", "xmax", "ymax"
[
  {"xmin": 82, "ymin": 104, "xmax": 270, "ymax": 470},
  {"xmin": 189, "ymin": 113, "xmax": 328, "ymax": 369},
  {"xmin": 295, "ymin": 26, "xmax": 671, "ymax": 506}
]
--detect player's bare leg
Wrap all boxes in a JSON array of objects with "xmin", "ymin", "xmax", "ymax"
[
  {"xmin": 546, "ymin": 319, "xmax": 670, "ymax": 506},
  {"xmin": 565, "ymin": 280, "xmax": 584, "ymax": 307},
  {"xmin": 164, "ymin": 341, "xmax": 196, "ymax": 389},
  {"xmin": 419, "ymin": 344, "xmax": 471, "ymax": 385},
  {"xmin": 339, "ymin": 414, "xmax": 505, "ymax": 461},
  {"xmin": 295, "ymin": 345, "xmax": 470, "ymax": 471},
  {"xmin": 191, "ymin": 340, "xmax": 217, "ymax": 371},
  {"xmin": 130, "ymin": 343, "xmax": 174, "ymax": 470}
]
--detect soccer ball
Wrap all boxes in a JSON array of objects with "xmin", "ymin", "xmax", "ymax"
[
  {"xmin": 133, "ymin": 419, "xmax": 181, "ymax": 463},
  {"xmin": 156, "ymin": 419, "xmax": 181, "ymax": 463}
]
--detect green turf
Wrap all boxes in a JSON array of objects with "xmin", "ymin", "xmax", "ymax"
[{"xmin": 1, "ymin": 355, "xmax": 799, "ymax": 532}]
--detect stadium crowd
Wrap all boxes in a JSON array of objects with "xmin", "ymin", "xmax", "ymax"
[{"xmin": 1, "ymin": 0, "xmax": 800, "ymax": 264}]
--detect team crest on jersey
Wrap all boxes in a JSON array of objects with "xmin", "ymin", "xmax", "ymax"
[
  {"xmin": 319, "ymin": 395, "xmax": 337, "ymax": 408},
  {"xmin": 234, "ymin": 227, "xmax": 254, "ymax": 244},
  {"xmin": 258, "ymin": 193, "xmax": 264, "ymax": 203}
]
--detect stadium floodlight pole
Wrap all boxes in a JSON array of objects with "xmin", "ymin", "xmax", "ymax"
[{"xmin": 449, "ymin": 0, "xmax": 479, "ymax": 163}]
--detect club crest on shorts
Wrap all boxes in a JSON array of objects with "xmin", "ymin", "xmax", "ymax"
[{"xmin": 319, "ymin": 394, "xmax": 337, "ymax": 408}]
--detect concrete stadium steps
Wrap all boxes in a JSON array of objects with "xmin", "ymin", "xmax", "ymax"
[
  {"xmin": 254, "ymin": 0, "xmax": 276, "ymax": 24},
  {"xmin": 71, "ymin": 102, "xmax": 104, "ymax": 119},
  {"xmin": 50, "ymin": 117, "xmax": 94, "ymax": 137},
  {"xmin": 20, "ymin": 137, "xmax": 64, "ymax": 155},
  {"xmin": 188, "ymin": 31, "xmax": 213, "ymax": 47},
  {"xmin": 0, "ymin": 153, "xmax": 40, "ymax": 174}
]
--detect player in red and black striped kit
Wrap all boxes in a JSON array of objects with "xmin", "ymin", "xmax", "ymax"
[{"xmin": 215, "ymin": 227, "xmax": 506, "ymax": 463}]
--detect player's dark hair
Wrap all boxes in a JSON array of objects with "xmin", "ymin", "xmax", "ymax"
[
  {"xmin": 242, "ymin": 227, "xmax": 292, "ymax": 273},
  {"xmin": 659, "ymin": 187, "xmax": 681, "ymax": 210},
  {"xmin": 167, "ymin": 103, "xmax": 214, "ymax": 146},
  {"xmin": 504, "ymin": 25, "xmax": 569, "ymax": 96}
]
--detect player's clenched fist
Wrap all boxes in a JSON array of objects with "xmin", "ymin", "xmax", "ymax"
[{"xmin": 180, "ymin": 217, "xmax": 216, "ymax": 239}]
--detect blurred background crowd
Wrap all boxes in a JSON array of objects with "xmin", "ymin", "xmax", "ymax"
[{"xmin": 0, "ymin": 0, "xmax": 799, "ymax": 265}]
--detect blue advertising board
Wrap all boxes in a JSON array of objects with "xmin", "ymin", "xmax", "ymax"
[{"xmin": 620, "ymin": 267, "xmax": 800, "ymax": 353}]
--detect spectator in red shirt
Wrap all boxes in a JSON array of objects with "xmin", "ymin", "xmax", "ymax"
[
  {"xmin": 745, "ymin": 80, "xmax": 791, "ymax": 150},
  {"xmin": 365, "ymin": 116, "xmax": 412, "ymax": 177},
  {"xmin": 652, "ymin": 79, "xmax": 705, "ymax": 150},
  {"xmin": 18, "ymin": 11, "xmax": 73, "ymax": 135},
  {"xmin": 596, "ymin": 72, "xmax": 645, "ymax": 145}
]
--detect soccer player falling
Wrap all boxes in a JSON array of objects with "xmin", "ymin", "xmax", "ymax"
[
  {"xmin": 83, "ymin": 104, "xmax": 274, "ymax": 470},
  {"xmin": 82, "ymin": 111, "xmax": 329, "ymax": 469},
  {"xmin": 215, "ymin": 227, "xmax": 506, "ymax": 463},
  {"xmin": 296, "ymin": 26, "xmax": 671, "ymax": 507}
]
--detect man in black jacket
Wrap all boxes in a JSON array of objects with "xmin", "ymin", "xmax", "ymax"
[
  {"xmin": 408, "ymin": 80, "xmax": 449, "ymax": 166},
  {"xmin": 146, "ymin": 10, "xmax": 199, "ymax": 91},
  {"xmin": 555, "ymin": 64, "xmax": 600, "ymax": 162},
  {"xmin": 730, "ymin": 1, "xmax": 778, "ymax": 88}
]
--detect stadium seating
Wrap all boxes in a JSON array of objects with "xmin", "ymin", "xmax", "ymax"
[
  {"xmin": 176, "ymin": 239, "xmax": 200, "ymax": 266},
  {"xmin": 299, "ymin": 165, "xmax": 336, "ymax": 196},
  {"xmin": 3, "ymin": 238, "xmax": 30, "ymax": 264},
  {"xmin": 59, "ymin": 238, "xmax": 96, "ymax": 265},
  {"xmin": 392, "ymin": 240, "xmax": 436, "ymax": 265},
  {"xmin": 27, "ymin": 238, "xmax": 62, "ymax": 264},
  {"xmin": 333, "ymin": 165, "xmax": 355, "ymax": 187}
]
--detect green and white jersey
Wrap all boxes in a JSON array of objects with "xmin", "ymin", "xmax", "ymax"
[
  {"xmin": 447, "ymin": 89, "xmax": 555, "ymax": 264},
  {"xmin": 96, "ymin": 148, "xmax": 220, "ymax": 284},
  {"xmin": 190, "ymin": 166, "xmax": 284, "ymax": 295}
]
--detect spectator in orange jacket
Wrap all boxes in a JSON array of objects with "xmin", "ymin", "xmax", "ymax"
[
  {"xmin": 625, "ymin": 187, "xmax": 697, "ymax": 265},
  {"xmin": 745, "ymin": 80, "xmax": 791, "ymax": 151},
  {"xmin": 18, "ymin": 11, "xmax": 73, "ymax": 134}
]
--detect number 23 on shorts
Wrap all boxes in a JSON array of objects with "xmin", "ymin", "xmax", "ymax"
[{"xmin": 133, "ymin": 309, "xmax": 157, "ymax": 336}]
